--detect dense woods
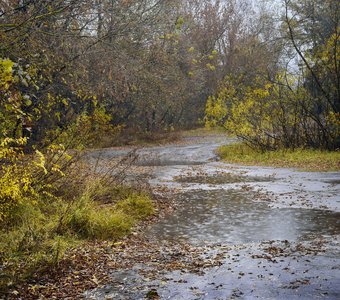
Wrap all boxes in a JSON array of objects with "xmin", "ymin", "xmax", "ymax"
[
  {"xmin": 205, "ymin": 0, "xmax": 340, "ymax": 150},
  {"xmin": 0, "ymin": 0, "xmax": 247, "ymax": 143},
  {"xmin": 0, "ymin": 0, "xmax": 290, "ymax": 143},
  {"xmin": 2, "ymin": 0, "xmax": 338, "ymax": 149},
  {"xmin": 0, "ymin": 0, "xmax": 339, "ymax": 295}
]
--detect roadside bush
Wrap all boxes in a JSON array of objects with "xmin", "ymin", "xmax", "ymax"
[
  {"xmin": 0, "ymin": 57, "xmax": 154, "ymax": 292},
  {"xmin": 54, "ymin": 106, "xmax": 123, "ymax": 149},
  {"xmin": 205, "ymin": 74, "xmax": 340, "ymax": 150},
  {"xmin": 0, "ymin": 153, "xmax": 154, "ymax": 291}
]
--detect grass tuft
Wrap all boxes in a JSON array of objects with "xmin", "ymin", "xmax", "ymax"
[
  {"xmin": 116, "ymin": 193, "xmax": 154, "ymax": 220},
  {"xmin": 65, "ymin": 190, "xmax": 153, "ymax": 240}
]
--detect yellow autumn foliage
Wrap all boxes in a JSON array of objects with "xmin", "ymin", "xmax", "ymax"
[
  {"xmin": 0, "ymin": 58, "xmax": 14, "ymax": 90},
  {"xmin": 205, "ymin": 72, "xmax": 339, "ymax": 150}
]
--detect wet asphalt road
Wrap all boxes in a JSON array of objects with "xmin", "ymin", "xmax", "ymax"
[{"xmin": 85, "ymin": 135, "xmax": 340, "ymax": 300}]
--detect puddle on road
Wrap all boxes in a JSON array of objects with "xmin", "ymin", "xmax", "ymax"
[
  {"xmin": 146, "ymin": 189, "xmax": 340, "ymax": 244},
  {"xmin": 85, "ymin": 138, "xmax": 340, "ymax": 300},
  {"xmin": 86, "ymin": 238, "xmax": 340, "ymax": 300},
  {"xmin": 135, "ymin": 159, "xmax": 205, "ymax": 166},
  {"xmin": 324, "ymin": 179, "xmax": 340, "ymax": 185},
  {"xmin": 175, "ymin": 173, "xmax": 275, "ymax": 184}
]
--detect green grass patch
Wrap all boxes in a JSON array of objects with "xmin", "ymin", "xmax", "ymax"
[
  {"xmin": 65, "ymin": 190, "xmax": 153, "ymax": 240},
  {"xmin": 116, "ymin": 193, "xmax": 154, "ymax": 220},
  {"xmin": 218, "ymin": 143, "xmax": 340, "ymax": 172},
  {"xmin": 0, "ymin": 180, "xmax": 154, "ymax": 291}
]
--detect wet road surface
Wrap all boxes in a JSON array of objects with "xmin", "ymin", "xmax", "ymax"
[{"xmin": 85, "ymin": 135, "xmax": 340, "ymax": 299}]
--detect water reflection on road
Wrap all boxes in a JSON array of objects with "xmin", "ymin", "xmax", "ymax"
[
  {"xmin": 146, "ymin": 189, "xmax": 340, "ymax": 244},
  {"xmin": 85, "ymin": 135, "xmax": 340, "ymax": 300}
]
